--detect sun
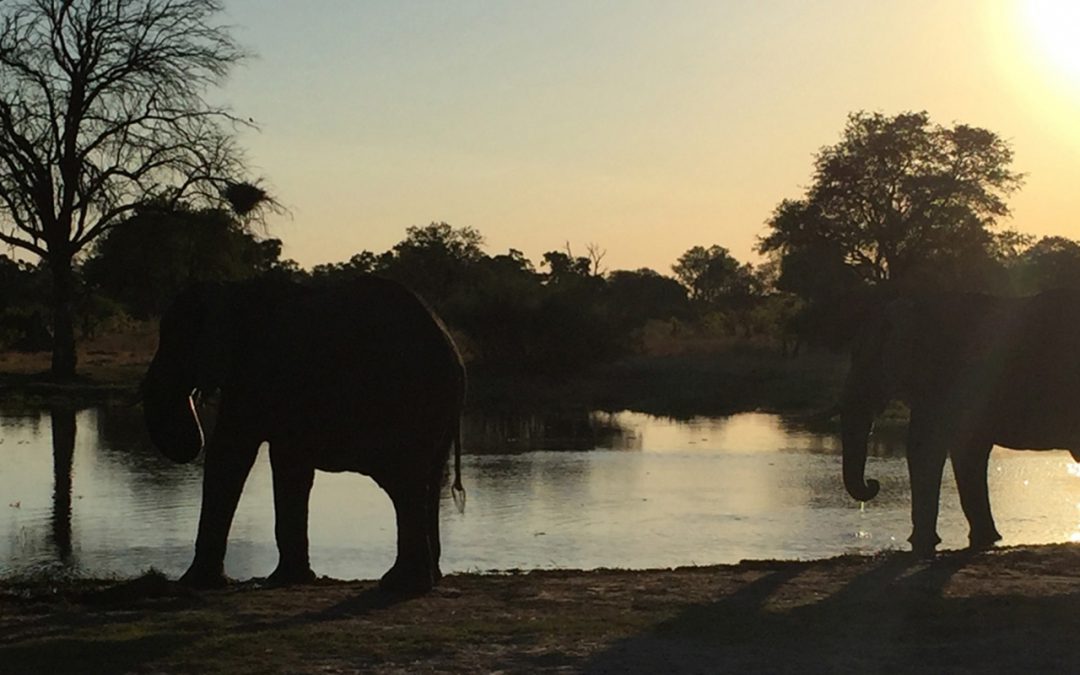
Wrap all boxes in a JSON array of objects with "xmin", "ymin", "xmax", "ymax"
[{"xmin": 1018, "ymin": 0, "xmax": 1080, "ymax": 85}]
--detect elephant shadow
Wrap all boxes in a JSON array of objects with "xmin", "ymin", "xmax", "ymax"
[
  {"xmin": 581, "ymin": 551, "xmax": 1079, "ymax": 674},
  {"xmin": 285, "ymin": 585, "xmax": 413, "ymax": 620}
]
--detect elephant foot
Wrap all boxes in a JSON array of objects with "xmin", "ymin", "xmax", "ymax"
[
  {"xmin": 267, "ymin": 564, "xmax": 317, "ymax": 587},
  {"xmin": 379, "ymin": 561, "xmax": 435, "ymax": 596},
  {"xmin": 908, "ymin": 532, "xmax": 941, "ymax": 558},
  {"xmin": 967, "ymin": 529, "xmax": 1002, "ymax": 550},
  {"xmin": 179, "ymin": 564, "xmax": 229, "ymax": 589}
]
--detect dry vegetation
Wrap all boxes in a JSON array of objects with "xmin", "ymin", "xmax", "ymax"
[{"xmin": 0, "ymin": 322, "xmax": 156, "ymax": 382}]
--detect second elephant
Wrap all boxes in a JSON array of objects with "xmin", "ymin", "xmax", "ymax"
[{"xmin": 842, "ymin": 289, "xmax": 1080, "ymax": 554}]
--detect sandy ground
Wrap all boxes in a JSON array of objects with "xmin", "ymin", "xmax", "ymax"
[{"xmin": 1, "ymin": 544, "xmax": 1078, "ymax": 674}]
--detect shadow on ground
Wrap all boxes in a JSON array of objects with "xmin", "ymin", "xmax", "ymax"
[
  {"xmin": 2, "ymin": 547, "xmax": 1078, "ymax": 674},
  {"xmin": 584, "ymin": 550, "xmax": 1080, "ymax": 673}
]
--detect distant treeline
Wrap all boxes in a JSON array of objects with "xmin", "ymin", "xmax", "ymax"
[
  {"xmin": 2, "ymin": 208, "xmax": 1078, "ymax": 374},
  {"xmin": 2, "ymin": 111, "xmax": 1071, "ymax": 374},
  {"xmin": 0, "ymin": 212, "xmax": 793, "ymax": 371}
]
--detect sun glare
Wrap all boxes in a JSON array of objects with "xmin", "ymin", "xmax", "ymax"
[{"xmin": 1019, "ymin": 0, "xmax": 1080, "ymax": 85}]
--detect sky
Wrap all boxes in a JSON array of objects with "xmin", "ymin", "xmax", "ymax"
[{"xmin": 218, "ymin": 0, "xmax": 1080, "ymax": 274}]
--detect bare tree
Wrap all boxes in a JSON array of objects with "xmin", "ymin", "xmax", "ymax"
[
  {"xmin": 0, "ymin": 0, "xmax": 254, "ymax": 377},
  {"xmin": 585, "ymin": 242, "xmax": 606, "ymax": 277},
  {"xmin": 561, "ymin": 241, "xmax": 607, "ymax": 278}
]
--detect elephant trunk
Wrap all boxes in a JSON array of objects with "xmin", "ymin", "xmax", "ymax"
[
  {"xmin": 142, "ymin": 365, "xmax": 205, "ymax": 464},
  {"xmin": 841, "ymin": 405, "xmax": 880, "ymax": 502}
]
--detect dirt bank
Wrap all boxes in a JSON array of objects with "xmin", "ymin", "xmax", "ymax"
[{"xmin": 2, "ymin": 544, "xmax": 1077, "ymax": 674}]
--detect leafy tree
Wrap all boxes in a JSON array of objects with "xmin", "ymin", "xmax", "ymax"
[
  {"xmin": 672, "ymin": 245, "xmax": 759, "ymax": 305},
  {"xmin": 989, "ymin": 229, "xmax": 1035, "ymax": 263},
  {"xmin": 757, "ymin": 111, "xmax": 1023, "ymax": 346},
  {"xmin": 379, "ymin": 222, "xmax": 485, "ymax": 309},
  {"xmin": 541, "ymin": 250, "xmax": 594, "ymax": 286},
  {"xmin": 83, "ymin": 204, "xmax": 284, "ymax": 317},
  {"xmin": 485, "ymin": 248, "xmax": 535, "ymax": 277},
  {"xmin": 309, "ymin": 251, "xmax": 385, "ymax": 286},
  {"xmin": 451, "ymin": 250, "xmax": 543, "ymax": 370},
  {"xmin": 759, "ymin": 111, "xmax": 1023, "ymax": 290},
  {"xmin": 0, "ymin": 254, "xmax": 50, "ymax": 349},
  {"xmin": 1011, "ymin": 236, "xmax": 1080, "ymax": 294},
  {"xmin": 0, "ymin": 0, "xmax": 257, "ymax": 377},
  {"xmin": 606, "ymin": 268, "xmax": 689, "ymax": 331}
]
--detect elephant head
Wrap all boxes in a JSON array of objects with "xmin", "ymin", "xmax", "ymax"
[
  {"xmin": 142, "ymin": 284, "xmax": 234, "ymax": 463},
  {"xmin": 841, "ymin": 299, "xmax": 918, "ymax": 502}
]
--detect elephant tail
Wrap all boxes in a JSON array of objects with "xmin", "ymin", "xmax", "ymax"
[{"xmin": 451, "ymin": 424, "xmax": 466, "ymax": 514}]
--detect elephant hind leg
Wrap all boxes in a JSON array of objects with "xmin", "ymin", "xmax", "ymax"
[
  {"xmin": 378, "ymin": 476, "xmax": 436, "ymax": 595},
  {"xmin": 951, "ymin": 442, "xmax": 1002, "ymax": 549},
  {"xmin": 427, "ymin": 460, "xmax": 446, "ymax": 584}
]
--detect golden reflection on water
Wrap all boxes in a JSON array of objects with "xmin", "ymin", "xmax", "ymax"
[{"xmin": 1069, "ymin": 462, "xmax": 1080, "ymax": 542}]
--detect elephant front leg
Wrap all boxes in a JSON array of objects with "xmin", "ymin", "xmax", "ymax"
[
  {"xmin": 267, "ymin": 448, "xmax": 317, "ymax": 585},
  {"xmin": 182, "ymin": 439, "xmax": 260, "ymax": 588},
  {"xmin": 906, "ymin": 420, "xmax": 948, "ymax": 556},
  {"xmin": 951, "ymin": 442, "xmax": 1002, "ymax": 549}
]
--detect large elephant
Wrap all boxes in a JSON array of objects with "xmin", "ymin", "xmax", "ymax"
[
  {"xmin": 842, "ymin": 289, "xmax": 1080, "ymax": 555},
  {"xmin": 142, "ymin": 276, "xmax": 466, "ymax": 594}
]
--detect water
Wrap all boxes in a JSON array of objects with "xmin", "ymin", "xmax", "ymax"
[{"xmin": 1, "ymin": 405, "xmax": 1078, "ymax": 581}]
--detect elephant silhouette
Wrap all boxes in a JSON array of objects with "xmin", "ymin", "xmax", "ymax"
[
  {"xmin": 842, "ymin": 289, "xmax": 1080, "ymax": 554},
  {"xmin": 143, "ymin": 276, "xmax": 466, "ymax": 594}
]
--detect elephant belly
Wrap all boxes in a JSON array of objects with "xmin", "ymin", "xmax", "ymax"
[
  {"xmin": 991, "ymin": 414, "xmax": 1080, "ymax": 452},
  {"xmin": 266, "ymin": 405, "xmax": 452, "ymax": 475},
  {"xmin": 983, "ymin": 381, "xmax": 1080, "ymax": 449}
]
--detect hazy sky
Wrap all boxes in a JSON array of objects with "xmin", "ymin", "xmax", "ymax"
[{"xmin": 219, "ymin": 0, "xmax": 1080, "ymax": 274}]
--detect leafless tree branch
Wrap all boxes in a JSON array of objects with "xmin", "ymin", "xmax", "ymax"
[{"xmin": 0, "ymin": 0, "xmax": 251, "ymax": 260}]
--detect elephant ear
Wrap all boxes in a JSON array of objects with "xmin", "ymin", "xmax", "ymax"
[
  {"xmin": 881, "ymin": 298, "xmax": 918, "ymax": 398},
  {"xmin": 193, "ymin": 284, "xmax": 237, "ymax": 394}
]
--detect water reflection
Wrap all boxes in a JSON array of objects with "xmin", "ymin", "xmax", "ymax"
[
  {"xmin": 1, "ymin": 404, "xmax": 1077, "ymax": 580},
  {"xmin": 464, "ymin": 410, "xmax": 638, "ymax": 453},
  {"xmin": 50, "ymin": 405, "xmax": 75, "ymax": 563}
]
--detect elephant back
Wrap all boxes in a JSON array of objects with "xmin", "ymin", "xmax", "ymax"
[{"xmin": 233, "ymin": 276, "xmax": 465, "ymax": 447}]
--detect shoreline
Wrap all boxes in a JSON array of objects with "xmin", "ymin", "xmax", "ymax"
[{"xmin": 2, "ymin": 543, "xmax": 1077, "ymax": 673}]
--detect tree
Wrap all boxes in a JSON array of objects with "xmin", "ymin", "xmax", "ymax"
[
  {"xmin": 380, "ymin": 222, "xmax": 485, "ymax": 309},
  {"xmin": 605, "ymin": 268, "xmax": 689, "ymax": 331},
  {"xmin": 541, "ymin": 250, "xmax": 593, "ymax": 286},
  {"xmin": 83, "ymin": 204, "xmax": 284, "ymax": 317},
  {"xmin": 758, "ymin": 111, "xmax": 1023, "ymax": 290},
  {"xmin": 0, "ymin": 0, "xmax": 254, "ymax": 377},
  {"xmin": 757, "ymin": 111, "xmax": 1023, "ymax": 347},
  {"xmin": 0, "ymin": 254, "xmax": 50, "ymax": 349},
  {"xmin": 309, "ymin": 251, "xmax": 385, "ymax": 286},
  {"xmin": 1012, "ymin": 236, "xmax": 1080, "ymax": 294},
  {"xmin": 672, "ymin": 245, "xmax": 759, "ymax": 305}
]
